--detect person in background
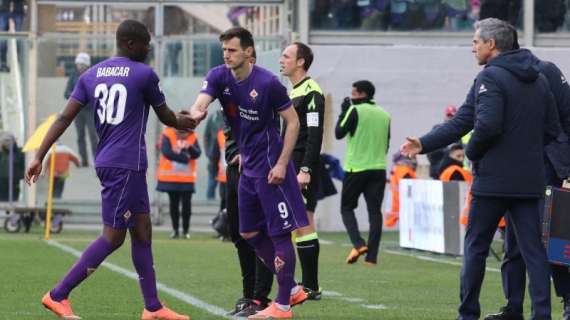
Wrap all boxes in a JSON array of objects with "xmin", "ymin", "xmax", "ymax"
[
  {"xmin": 384, "ymin": 152, "xmax": 416, "ymax": 228},
  {"xmin": 427, "ymin": 105, "xmax": 457, "ymax": 179},
  {"xmin": 0, "ymin": 132, "xmax": 24, "ymax": 201},
  {"xmin": 44, "ymin": 142, "xmax": 81, "ymax": 199},
  {"xmin": 335, "ymin": 80, "xmax": 390, "ymax": 266},
  {"xmin": 157, "ymin": 127, "xmax": 201, "ymax": 239},
  {"xmin": 438, "ymin": 143, "xmax": 472, "ymax": 182},
  {"xmin": 215, "ymin": 128, "xmax": 227, "ymax": 212},
  {"xmin": 64, "ymin": 52, "xmax": 98, "ymax": 167},
  {"xmin": 0, "ymin": 0, "xmax": 25, "ymax": 72},
  {"xmin": 203, "ymin": 109, "xmax": 224, "ymax": 200}
]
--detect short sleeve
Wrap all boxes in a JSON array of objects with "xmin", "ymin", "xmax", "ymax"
[
  {"xmin": 69, "ymin": 74, "xmax": 88, "ymax": 105},
  {"xmin": 200, "ymin": 68, "xmax": 223, "ymax": 100},
  {"xmin": 270, "ymin": 77, "xmax": 292, "ymax": 112},
  {"xmin": 144, "ymin": 69, "xmax": 166, "ymax": 107}
]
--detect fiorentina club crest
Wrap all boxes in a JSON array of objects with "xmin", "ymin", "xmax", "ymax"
[
  {"xmin": 249, "ymin": 89, "xmax": 258, "ymax": 101},
  {"xmin": 274, "ymin": 256, "xmax": 285, "ymax": 273}
]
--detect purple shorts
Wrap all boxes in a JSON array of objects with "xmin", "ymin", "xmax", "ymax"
[
  {"xmin": 96, "ymin": 167, "xmax": 150, "ymax": 229},
  {"xmin": 238, "ymin": 163, "xmax": 309, "ymax": 236}
]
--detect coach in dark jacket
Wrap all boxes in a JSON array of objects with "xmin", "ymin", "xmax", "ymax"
[{"xmin": 401, "ymin": 18, "xmax": 560, "ymax": 320}]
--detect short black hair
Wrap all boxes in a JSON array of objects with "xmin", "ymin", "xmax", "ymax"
[
  {"xmin": 352, "ymin": 80, "xmax": 375, "ymax": 98},
  {"xmin": 448, "ymin": 143, "xmax": 464, "ymax": 152},
  {"xmin": 219, "ymin": 27, "xmax": 254, "ymax": 50},
  {"xmin": 293, "ymin": 42, "xmax": 313, "ymax": 71},
  {"xmin": 116, "ymin": 20, "xmax": 150, "ymax": 45}
]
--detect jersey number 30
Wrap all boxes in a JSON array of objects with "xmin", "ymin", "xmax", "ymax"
[{"xmin": 95, "ymin": 83, "xmax": 127, "ymax": 125}]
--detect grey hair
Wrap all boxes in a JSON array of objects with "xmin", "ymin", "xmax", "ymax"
[{"xmin": 475, "ymin": 18, "xmax": 514, "ymax": 52}]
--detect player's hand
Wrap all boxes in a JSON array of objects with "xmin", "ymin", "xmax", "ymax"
[
  {"xmin": 297, "ymin": 171, "xmax": 310, "ymax": 189},
  {"xmin": 189, "ymin": 107, "xmax": 208, "ymax": 123},
  {"xmin": 268, "ymin": 163, "xmax": 286, "ymax": 185},
  {"xmin": 25, "ymin": 159, "xmax": 43, "ymax": 186},
  {"xmin": 400, "ymin": 137, "xmax": 422, "ymax": 157},
  {"xmin": 175, "ymin": 112, "xmax": 198, "ymax": 130}
]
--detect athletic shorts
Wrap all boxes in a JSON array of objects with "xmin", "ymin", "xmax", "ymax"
[
  {"xmin": 238, "ymin": 162, "xmax": 309, "ymax": 237},
  {"xmin": 96, "ymin": 167, "xmax": 150, "ymax": 229}
]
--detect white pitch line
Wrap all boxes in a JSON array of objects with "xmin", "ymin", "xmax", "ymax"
[
  {"xmin": 384, "ymin": 249, "xmax": 500, "ymax": 273},
  {"xmin": 45, "ymin": 240, "xmax": 232, "ymax": 319}
]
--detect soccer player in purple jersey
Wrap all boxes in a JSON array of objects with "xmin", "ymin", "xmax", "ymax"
[
  {"xmin": 189, "ymin": 27, "xmax": 309, "ymax": 319},
  {"xmin": 25, "ymin": 20, "xmax": 195, "ymax": 320}
]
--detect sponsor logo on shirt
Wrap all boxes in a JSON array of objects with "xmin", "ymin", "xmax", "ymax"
[
  {"xmin": 478, "ymin": 84, "xmax": 487, "ymax": 94},
  {"xmin": 274, "ymin": 256, "xmax": 285, "ymax": 273},
  {"xmin": 202, "ymin": 81, "xmax": 208, "ymax": 90},
  {"xmin": 239, "ymin": 106, "xmax": 260, "ymax": 121},
  {"xmin": 223, "ymin": 87, "xmax": 231, "ymax": 95}
]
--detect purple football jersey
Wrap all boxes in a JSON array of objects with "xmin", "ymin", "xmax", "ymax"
[
  {"xmin": 200, "ymin": 65, "xmax": 291, "ymax": 177},
  {"xmin": 70, "ymin": 56, "xmax": 165, "ymax": 171}
]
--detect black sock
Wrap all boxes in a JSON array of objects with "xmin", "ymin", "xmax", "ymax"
[
  {"xmin": 296, "ymin": 238, "xmax": 320, "ymax": 291},
  {"xmin": 235, "ymin": 239, "xmax": 256, "ymax": 299}
]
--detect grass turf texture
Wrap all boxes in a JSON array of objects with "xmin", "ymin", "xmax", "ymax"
[{"xmin": 0, "ymin": 228, "xmax": 563, "ymax": 319}]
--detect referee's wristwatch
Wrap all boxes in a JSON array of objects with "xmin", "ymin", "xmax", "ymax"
[{"xmin": 300, "ymin": 166, "xmax": 311, "ymax": 174}]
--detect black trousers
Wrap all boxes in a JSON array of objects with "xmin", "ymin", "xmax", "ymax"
[
  {"xmin": 167, "ymin": 191, "xmax": 192, "ymax": 234},
  {"xmin": 340, "ymin": 169, "xmax": 386, "ymax": 263},
  {"xmin": 226, "ymin": 163, "xmax": 273, "ymax": 301},
  {"xmin": 74, "ymin": 107, "xmax": 98, "ymax": 166},
  {"xmin": 501, "ymin": 165, "xmax": 570, "ymax": 312},
  {"xmin": 459, "ymin": 196, "xmax": 551, "ymax": 320},
  {"xmin": 53, "ymin": 177, "xmax": 65, "ymax": 199}
]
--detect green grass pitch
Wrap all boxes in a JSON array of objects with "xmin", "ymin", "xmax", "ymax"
[{"xmin": 0, "ymin": 229, "xmax": 562, "ymax": 319}]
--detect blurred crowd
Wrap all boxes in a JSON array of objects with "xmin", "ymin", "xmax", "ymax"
[{"xmin": 310, "ymin": 0, "xmax": 569, "ymax": 32}]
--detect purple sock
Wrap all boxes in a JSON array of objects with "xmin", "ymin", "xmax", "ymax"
[
  {"xmin": 272, "ymin": 234, "xmax": 297, "ymax": 306},
  {"xmin": 51, "ymin": 237, "xmax": 116, "ymax": 301},
  {"xmin": 131, "ymin": 240, "xmax": 162, "ymax": 312},
  {"xmin": 246, "ymin": 232, "xmax": 276, "ymax": 274}
]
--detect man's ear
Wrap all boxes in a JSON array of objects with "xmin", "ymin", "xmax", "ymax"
[
  {"xmin": 488, "ymin": 38, "xmax": 497, "ymax": 51},
  {"xmin": 296, "ymin": 58, "xmax": 305, "ymax": 69},
  {"xmin": 245, "ymin": 46, "xmax": 254, "ymax": 57},
  {"xmin": 127, "ymin": 39, "xmax": 135, "ymax": 50}
]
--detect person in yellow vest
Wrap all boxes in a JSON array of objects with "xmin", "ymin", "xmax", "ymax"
[
  {"xmin": 157, "ymin": 127, "xmax": 201, "ymax": 239},
  {"xmin": 384, "ymin": 152, "xmax": 417, "ymax": 227},
  {"xmin": 335, "ymin": 80, "xmax": 391, "ymax": 265},
  {"xmin": 215, "ymin": 128, "xmax": 227, "ymax": 212}
]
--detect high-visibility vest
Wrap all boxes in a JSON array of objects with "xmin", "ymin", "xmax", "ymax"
[
  {"xmin": 157, "ymin": 127, "xmax": 197, "ymax": 183},
  {"xmin": 439, "ymin": 165, "xmax": 473, "ymax": 183},
  {"xmin": 458, "ymin": 175, "xmax": 506, "ymax": 228},
  {"xmin": 216, "ymin": 129, "xmax": 227, "ymax": 183},
  {"xmin": 384, "ymin": 165, "xmax": 416, "ymax": 227}
]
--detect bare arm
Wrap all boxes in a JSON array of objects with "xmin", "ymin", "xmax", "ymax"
[
  {"xmin": 153, "ymin": 103, "xmax": 197, "ymax": 130},
  {"xmin": 277, "ymin": 106, "xmax": 299, "ymax": 167},
  {"xmin": 188, "ymin": 93, "xmax": 214, "ymax": 125},
  {"xmin": 268, "ymin": 106, "xmax": 299, "ymax": 184},
  {"xmin": 25, "ymin": 99, "xmax": 83, "ymax": 184}
]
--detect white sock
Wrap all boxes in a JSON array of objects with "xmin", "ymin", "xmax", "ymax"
[
  {"xmin": 290, "ymin": 285, "xmax": 301, "ymax": 295},
  {"xmin": 275, "ymin": 303, "xmax": 291, "ymax": 312}
]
